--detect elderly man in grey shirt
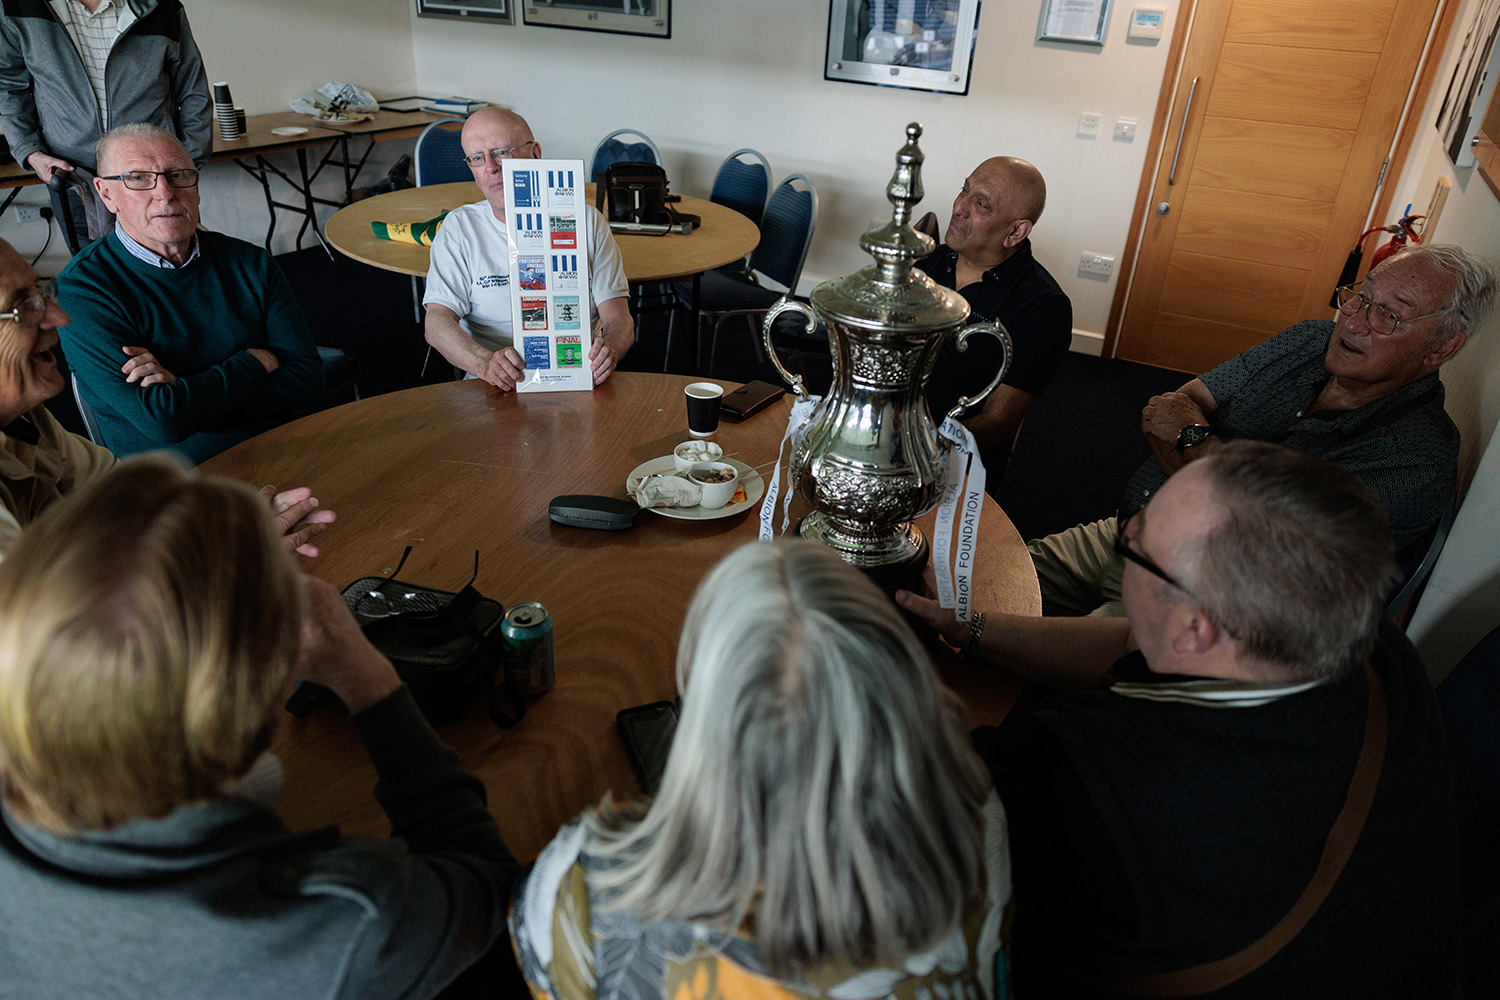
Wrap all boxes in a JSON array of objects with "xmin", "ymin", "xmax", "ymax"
[{"xmin": 1030, "ymin": 243, "xmax": 1496, "ymax": 618}]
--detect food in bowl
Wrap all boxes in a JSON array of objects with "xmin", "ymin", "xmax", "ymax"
[
  {"xmin": 688, "ymin": 461, "xmax": 740, "ymax": 509},
  {"xmin": 673, "ymin": 440, "xmax": 723, "ymax": 472}
]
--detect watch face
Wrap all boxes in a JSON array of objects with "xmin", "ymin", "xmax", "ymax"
[{"xmin": 1177, "ymin": 425, "xmax": 1211, "ymax": 451}]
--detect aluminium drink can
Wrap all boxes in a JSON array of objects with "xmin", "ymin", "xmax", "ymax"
[{"xmin": 502, "ymin": 602, "xmax": 555, "ymax": 697}]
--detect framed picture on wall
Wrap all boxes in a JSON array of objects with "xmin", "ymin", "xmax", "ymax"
[
  {"xmin": 416, "ymin": 0, "xmax": 514, "ymax": 24},
  {"xmin": 1036, "ymin": 0, "xmax": 1112, "ymax": 46},
  {"xmin": 522, "ymin": 0, "xmax": 671, "ymax": 38},
  {"xmin": 824, "ymin": 0, "xmax": 982, "ymax": 96}
]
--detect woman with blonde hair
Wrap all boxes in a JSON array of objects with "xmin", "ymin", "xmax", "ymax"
[
  {"xmin": 0, "ymin": 456, "xmax": 517, "ymax": 999},
  {"xmin": 510, "ymin": 539, "xmax": 1010, "ymax": 999}
]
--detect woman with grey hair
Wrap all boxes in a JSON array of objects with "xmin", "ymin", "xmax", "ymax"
[{"xmin": 510, "ymin": 539, "xmax": 1010, "ymax": 1000}]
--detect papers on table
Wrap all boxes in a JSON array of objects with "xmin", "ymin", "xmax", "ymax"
[{"xmin": 502, "ymin": 158, "xmax": 594, "ymax": 393}]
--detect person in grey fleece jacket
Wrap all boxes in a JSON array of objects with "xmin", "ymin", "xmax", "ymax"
[
  {"xmin": 0, "ymin": 456, "xmax": 519, "ymax": 1000},
  {"xmin": 0, "ymin": 0, "xmax": 211, "ymax": 238}
]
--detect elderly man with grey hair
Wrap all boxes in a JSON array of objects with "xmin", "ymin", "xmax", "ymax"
[
  {"xmin": 55, "ymin": 123, "xmax": 324, "ymax": 463},
  {"xmin": 1027, "ymin": 242, "xmax": 1496, "ymax": 618},
  {"xmin": 899, "ymin": 440, "xmax": 1461, "ymax": 996}
]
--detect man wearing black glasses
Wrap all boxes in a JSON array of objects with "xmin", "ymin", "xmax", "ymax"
[
  {"xmin": 53, "ymin": 123, "xmax": 324, "ymax": 463},
  {"xmin": 1028, "ymin": 243, "xmax": 1495, "ymax": 617},
  {"xmin": 899, "ymin": 441, "xmax": 1460, "ymax": 996},
  {"xmin": 423, "ymin": 108, "xmax": 632, "ymax": 391}
]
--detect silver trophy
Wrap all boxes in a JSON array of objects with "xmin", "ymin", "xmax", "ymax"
[{"xmin": 764, "ymin": 122, "xmax": 1012, "ymax": 584}]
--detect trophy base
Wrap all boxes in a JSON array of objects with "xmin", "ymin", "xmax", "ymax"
[{"xmin": 795, "ymin": 513, "xmax": 930, "ymax": 589}]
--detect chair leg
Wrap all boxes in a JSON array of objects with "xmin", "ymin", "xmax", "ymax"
[
  {"xmin": 663, "ymin": 304, "xmax": 677, "ymax": 374},
  {"xmin": 747, "ymin": 313, "xmax": 766, "ymax": 364}
]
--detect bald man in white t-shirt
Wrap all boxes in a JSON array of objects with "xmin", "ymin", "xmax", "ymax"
[{"xmin": 423, "ymin": 109, "xmax": 632, "ymax": 391}]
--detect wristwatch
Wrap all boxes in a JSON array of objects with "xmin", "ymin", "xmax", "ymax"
[{"xmin": 1176, "ymin": 424, "xmax": 1213, "ymax": 454}]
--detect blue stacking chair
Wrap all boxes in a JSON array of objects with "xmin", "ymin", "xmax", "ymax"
[
  {"xmin": 589, "ymin": 128, "xmax": 661, "ymax": 180},
  {"xmin": 710, "ymin": 148, "xmax": 772, "ymax": 230},
  {"xmin": 676, "ymin": 174, "xmax": 818, "ymax": 377},
  {"xmin": 413, "ymin": 118, "xmax": 470, "ymax": 186}
]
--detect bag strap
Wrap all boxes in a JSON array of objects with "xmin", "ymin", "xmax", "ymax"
[{"xmin": 1120, "ymin": 659, "xmax": 1389, "ymax": 997}]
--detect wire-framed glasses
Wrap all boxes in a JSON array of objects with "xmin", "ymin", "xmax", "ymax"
[
  {"xmin": 1114, "ymin": 512, "xmax": 1241, "ymax": 640},
  {"xmin": 462, "ymin": 141, "xmax": 537, "ymax": 168},
  {"xmin": 97, "ymin": 169, "xmax": 201, "ymax": 190},
  {"xmin": 0, "ymin": 280, "xmax": 54, "ymax": 325},
  {"xmin": 1334, "ymin": 284, "xmax": 1451, "ymax": 336}
]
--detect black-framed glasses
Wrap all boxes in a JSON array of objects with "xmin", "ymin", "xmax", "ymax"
[
  {"xmin": 1114, "ymin": 512, "xmax": 1241, "ymax": 640},
  {"xmin": 1334, "ymin": 284, "xmax": 1451, "ymax": 336},
  {"xmin": 462, "ymin": 141, "xmax": 536, "ymax": 168},
  {"xmin": 0, "ymin": 280, "xmax": 54, "ymax": 325},
  {"xmin": 97, "ymin": 168, "xmax": 200, "ymax": 190}
]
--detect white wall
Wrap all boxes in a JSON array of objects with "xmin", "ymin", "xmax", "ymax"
[
  {"xmin": 410, "ymin": 0, "xmax": 1182, "ymax": 347},
  {"xmin": 1385, "ymin": 0, "xmax": 1500, "ymax": 679},
  {"xmin": 2, "ymin": 0, "xmax": 419, "ymax": 274}
]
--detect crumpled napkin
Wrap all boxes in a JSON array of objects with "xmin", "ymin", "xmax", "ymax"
[{"xmin": 632, "ymin": 474, "xmax": 702, "ymax": 509}]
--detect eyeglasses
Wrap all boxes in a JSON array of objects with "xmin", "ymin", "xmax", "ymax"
[
  {"xmin": 1114, "ymin": 511, "xmax": 1241, "ymax": 640},
  {"xmin": 462, "ymin": 141, "xmax": 537, "ymax": 168},
  {"xmin": 1334, "ymin": 284, "xmax": 1451, "ymax": 336},
  {"xmin": 97, "ymin": 168, "xmax": 200, "ymax": 190},
  {"xmin": 0, "ymin": 280, "xmax": 55, "ymax": 325}
]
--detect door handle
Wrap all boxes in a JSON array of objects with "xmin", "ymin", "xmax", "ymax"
[{"xmin": 1166, "ymin": 76, "xmax": 1197, "ymax": 187}]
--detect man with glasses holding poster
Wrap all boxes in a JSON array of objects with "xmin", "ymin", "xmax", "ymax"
[
  {"xmin": 55, "ymin": 124, "xmax": 323, "ymax": 463},
  {"xmin": 1025, "ymin": 243, "xmax": 1495, "ymax": 617},
  {"xmin": 423, "ymin": 108, "xmax": 632, "ymax": 391}
]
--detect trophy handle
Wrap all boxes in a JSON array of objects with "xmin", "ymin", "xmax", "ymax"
[
  {"xmin": 945, "ymin": 320, "xmax": 1015, "ymax": 423},
  {"xmin": 762, "ymin": 297, "xmax": 817, "ymax": 400}
]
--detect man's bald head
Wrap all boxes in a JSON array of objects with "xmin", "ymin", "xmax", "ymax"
[
  {"xmin": 460, "ymin": 108, "xmax": 536, "ymax": 152},
  {"xmin": 976, "ymin": 156, "xmax": 1046, "ymax": 226},
  {"xmin": 459, "ymin": 109, "xmax": 541, "ymax": 218},
  {"xmin": 946, "ymin": 156, "xmax": 1048, "ymax": 268}
]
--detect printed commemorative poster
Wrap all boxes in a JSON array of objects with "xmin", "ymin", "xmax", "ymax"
[{"xmin": 503, "ymin": 158, "xmax": 593, "ymax": 392}]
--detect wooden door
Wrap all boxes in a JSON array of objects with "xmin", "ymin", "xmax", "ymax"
[{"xmin": 1112, "ymin": 0, "xmax": 1442, "ymax": 372}]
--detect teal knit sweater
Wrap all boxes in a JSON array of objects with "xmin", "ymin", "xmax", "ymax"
[{"xmin": 57, "ymin": 230, "xmax": 324, "ymax": 463}]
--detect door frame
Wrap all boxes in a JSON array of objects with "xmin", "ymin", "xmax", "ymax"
[{"xmin": 1101, "ymin": 0, "xmax": 1459, "ymax": 361}]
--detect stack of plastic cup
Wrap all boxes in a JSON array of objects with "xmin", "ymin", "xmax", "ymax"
[{"xmin": 214, "ymin": 82, "xmax": 241, "ymax": 140}]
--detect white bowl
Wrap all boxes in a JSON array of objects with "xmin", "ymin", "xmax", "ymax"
[
  {"xmin": 673, "ymin": 439, "xmax": 723, "ymax": 473},
  {"xmin": 688, "ymin": 461, "xmax": 739, "ymax": 509}
]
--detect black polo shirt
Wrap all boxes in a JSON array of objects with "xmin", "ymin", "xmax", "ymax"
[{"xmin": 918, "ymin": 238, "xmax": 1073, "ymax": 421}]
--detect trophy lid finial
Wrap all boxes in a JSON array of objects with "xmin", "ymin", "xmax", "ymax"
[{"xmin": 860, "ymin": 122, "xmax": 935, "ymax": 283}]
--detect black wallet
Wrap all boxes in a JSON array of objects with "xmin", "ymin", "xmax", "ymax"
[{"xmin": 722, "ymin": 380, "xmax": 786, "ymax": 420}]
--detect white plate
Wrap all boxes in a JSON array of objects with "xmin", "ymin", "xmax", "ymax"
[
  {"xmin": 271, "ymin": 126, "xmax": 309, "ymax": 136},
  {"xmin": 626, "ymin": 456, "xmax": 765, "ymax": 520}
]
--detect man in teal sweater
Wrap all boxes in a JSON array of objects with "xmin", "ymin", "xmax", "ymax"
[{"xmin": 56, "ymin": 124, "xmax": 323, "ymax": 463}]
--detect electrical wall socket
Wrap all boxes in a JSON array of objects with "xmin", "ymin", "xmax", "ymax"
[
  {"xmin": 1079, "ymin": 251, "xmax": 1115, "ymax": 277},
  {"xmin": 13, "ymin": 205, "xmax": 45, "ymax": 225},
  {"xmin": 1077, "ymin": 112, "xmax": 1102, "ymax": 138},
  {"xmin": 1114, "ymin": 118, "xmax": 1138, "ymax": 142}
]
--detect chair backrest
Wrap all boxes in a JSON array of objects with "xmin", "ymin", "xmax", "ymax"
[
  {"xmin": 1387, "ymin": 493, "xmax": 1458, "ymax": 621},
  {"xmin": 589, "ymin": 128, "xmax": 661, "ymax": 181},
  {"xmin": 749, "ymin": 173, "xmax": 818, "ymax": 295},
  {"xmin": 47, "ymin": 172, "xmax": 89, "ymax": 256},
  {"xmin": 70, "ymin": 371, "xmax": 104, "ymax": 446},
  {"xmin": 414, "ymin": 118, "xmax": 470, "ymax": 186},
  {"xmin": 710, "ymin": 148, "xmax": 771, "ymax": 229}
]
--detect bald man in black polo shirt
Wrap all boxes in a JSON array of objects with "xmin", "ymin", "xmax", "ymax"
[{"xmin": 920, "ymin": 157, "xmax": 1072, "ymax": 477}]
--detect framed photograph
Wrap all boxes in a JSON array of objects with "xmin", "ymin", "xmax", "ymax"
[
  {"xmin": 416, "ymin": 0, "xmax": 513, "ymax": 24},
  {"xmin": 522, "ymin": 0, "xmax": 670, "ymax": 39},
  {"xmin": 825, "ymin": 0, "xmax": 982, "ymax": 96},
  {"xmin": 1037, "ymin": 0, "xmax": 1112, "ymax": 46}
]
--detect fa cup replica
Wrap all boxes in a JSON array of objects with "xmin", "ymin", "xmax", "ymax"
[{"xmin": 764, "ymin": 123, "xmax": 1012, "ymax": 583}]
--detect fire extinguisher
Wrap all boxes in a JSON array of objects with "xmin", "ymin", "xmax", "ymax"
[{"xmin": 1328, "ymin": 207, "xmax": 1425, "ymax": 306}]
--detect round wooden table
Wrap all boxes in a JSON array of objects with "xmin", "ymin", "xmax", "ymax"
[
  {"xmin": 324, "ymin": 181, "xmax": 760, "ymax": 283},
  {"xmin": 201, "ymin": 373, "xmax": 1039, "ymax": 859}
]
